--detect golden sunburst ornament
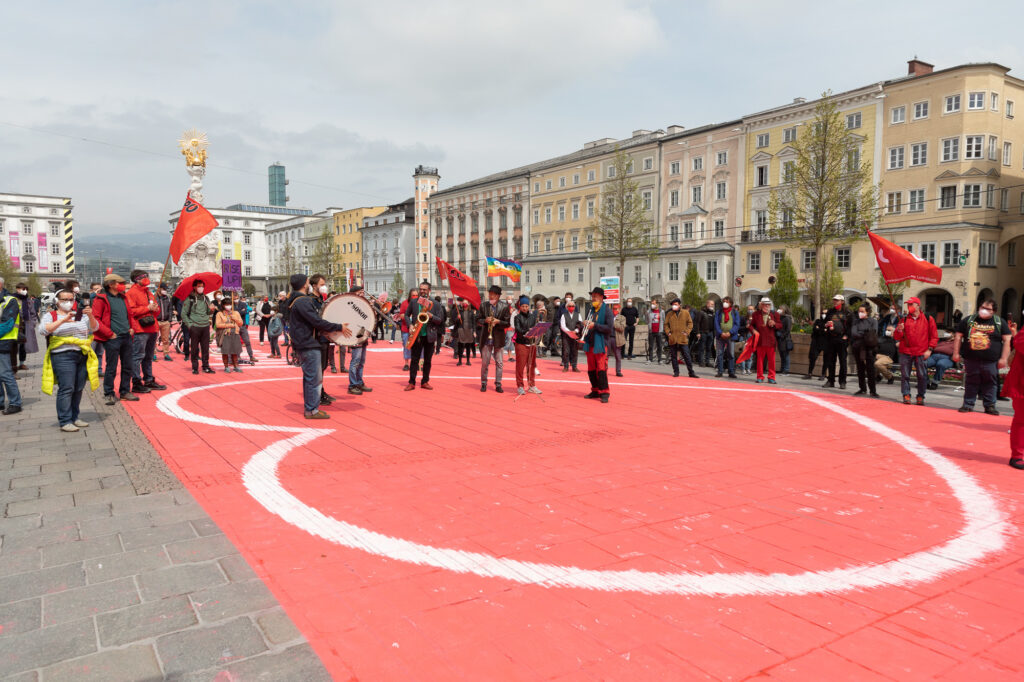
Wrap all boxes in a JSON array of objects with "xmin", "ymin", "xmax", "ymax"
[{"xmin": 178, "ymin": 128, "xmax": 209, "ymax": 167}]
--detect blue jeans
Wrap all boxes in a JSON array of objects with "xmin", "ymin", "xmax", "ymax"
[
  {"xmin": 401, "ymin": 331, "xmax": 410, "ymax": 360},
  {"xmin": 715, "ymin": 337, "xmax": 735, "ymax": 375},
  {"xmin": 92, "ymin": 339, "xmax": 104, "ymax": 374},
  {"xmin": 298, "ymin": 349, "xmax": 323, "ymax": 414},
  {"xmin": 103, "ymin": 335, "xmax": 134, "ymax": 396},
  {"xmin": 349, "ymin": 344, "xmax": 366, "ymax": 386},
  {"xmin": 926, "ymin": 353, "xmax": 954, "ymax": 382},
  {"xmin": 899, "ymin": 353, "xmax": 928, "ymax": 398},
  {"xmin": 0, "ymin": 349, "xmax": 21, "ymax": 408},
  {"xmin": 131, "ymin": 331, "xmax": 157, "ymax": 384},
  {"xmin": 51, "ymin": 350, "xmax": 87, "ymax": 426},
  {"xmin": 963, "ymin": 358, "xmax": 998, "ymax": 408}
]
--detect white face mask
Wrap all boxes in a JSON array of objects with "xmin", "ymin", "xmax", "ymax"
[
  {"xmin": 215, "ymin": 294, "xmax": 223, "ymax": 301},
  {"xmin": 978, "ymin": 309, "xmax": 993, "ymax": 319},
  {"xmin": 225, "ymin": 306, "xmax": 233, "ymax": 312},
  {"xmin": 722, "ymin": 302, "xmax": 730, "ymax": 309},
  {"xmin": 671, "ymin": 304, "xmax": 680, "ymax": 311},
  {"xmin": 319, "ymin": 285, "xmax": 328, "ymax": 295},
  {"xmin": 59, "ymin": 301, "xmax": 73, "ymax": 312},
  {"xmin": 858, "ymin": 311, "xmax": 867, "ymax": 319},
  {"xmin": 72, "ymin": 287, "xmax": 80, "ymax": 294}
]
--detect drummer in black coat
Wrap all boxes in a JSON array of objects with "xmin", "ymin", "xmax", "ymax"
[{"xmin": 285, "ymin": 274, "xmax": 350, "ymax": 419}]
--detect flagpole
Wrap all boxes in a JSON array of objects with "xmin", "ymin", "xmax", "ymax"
[{"xmin": 157, "ymin": 252, "xmax": 172, "ymax": 291}]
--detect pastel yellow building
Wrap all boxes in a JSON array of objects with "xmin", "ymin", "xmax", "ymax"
[{"xmin": 332, "ymin": 206, "xmax": 386, "ymax": 284}]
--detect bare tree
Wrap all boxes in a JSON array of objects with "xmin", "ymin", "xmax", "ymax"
[{"xmin": 592, "ymin": 147, "xmax": 658, "ymax": 283}]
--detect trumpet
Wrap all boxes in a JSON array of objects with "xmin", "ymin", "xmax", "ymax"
[
  {"xmin": 578, "ymin": 306, "xmax": 596, "ymax": 344},
  {"xmin": 356, "ymin": 289, "xmax": 388, "ymax": 320}
]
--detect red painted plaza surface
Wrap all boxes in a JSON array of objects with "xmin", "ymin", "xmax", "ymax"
[{"xmin": 120, "ymin": 345, "xmax": 1024, "ymax": 680}]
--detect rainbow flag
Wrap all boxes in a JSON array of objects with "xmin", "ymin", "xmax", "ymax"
[{"xmin": 486, "ymin": 256, "xmax": 522, "ymax": 282}]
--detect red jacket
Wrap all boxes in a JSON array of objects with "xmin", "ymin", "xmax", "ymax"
[
  {"xmin": 125, "ymin": 283, "xmax": 158, "ymax": 334},
  {"xmin": 91, "ymin": 292, "xmax": 129, "ymax": 342},
  {"xmin": 749, "ymin": 310, "xmax": 781, "ymax": 348},
  {"xmin": 1002, "ymin": 330, "xmax": 1024, "ymax": 399},
  {"xmin": 893, "ymin": 313, "xmax": 938, "ymax": 356}
]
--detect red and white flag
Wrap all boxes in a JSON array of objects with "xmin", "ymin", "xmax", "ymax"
[
  {"xmin": 868, "ymin": 231, "xmax": 942, "ymax": 285},
  {"xmin": 169, "ymin": 193, "xmax": 219, "ymax": 264},
  {"xmin": 436, "ymin": 257, "xmax": 481, "ymax": 309}
]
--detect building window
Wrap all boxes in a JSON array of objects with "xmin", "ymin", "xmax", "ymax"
[
  {"xmin": 544, "ymin": 237, "xmax": 551, "ymax": 252},
  {"xmin": 980, "ymin": 240, "xmax": 997, "ymax": 267},
  {"xmin": 801, "ymin": 249, "xmax": 815, "ymax": 271},
  {"xmin": 706, "ymin": 260, "xmax": 718, "ymax": 281},
  {"xmin": 987, "ymin": 184, "xmax": 996, "ymax": 208},
  {"xmin": 572, "ymin": 203, "xmax": 580, "ymax": 220},
  {"xmin": 587, "ymin": 170, "xmax": 595, "ymax": 182},
  {"xmin": 891, "ymin": 106, "xmax": 906, "ymax": 124},
  {"xmin": 524, "ymin": 271, "xmax": 530, "ymax": 284},
  {"xmin": 563, "ymin": 268, "xmax": 570, "ymax": 283},
  {"xmin": 572, "ymin": 174, "xmax": 580, "ymax": 185},
  {"xmin": 1001, "ymin": 188, "xmax": 1009, "ymax": 212},
  {"xmin": 51, "ymin": 262, "xmax": 61, "ymax": 273},
  {"xmin": 888, "ymin": 146, "xmax": 905, "ymax": 169},
  {"xmin": 537, "ymin": 270, "xmax": 543, "ymax": 284},
  {"xmin": 244, "ymin": 266, "xmax": 252, "ymax": 277},
  {"xmin": 846, "ymin": 112, "xmax": 862, "ymax": 129},
  {"xmin": 24, "ymin": 262, "xmax": 33, "ymax": 273},
  {"xmin": 965, "ymin": 135, "xmax": 983, "ymax": 159},
  {"xmin": 545, "ymin": 180, "xmax": 552, "ymax": 190},
  {"xmin": 713, "ymin": 220, "xmax": 724, "ymax": 238},
  {"xmin": 558, "ymin": 205, "xmax": 565, "ymax": 221},
  {"xmin": 942, "ymin": 241, "xmax": 961, "ymax": 266},
  {"xmin": 755, "ymin": 210, "xmax": 768, "ymax": 235},
  {"xmin": 669, "ymin": 224, "xmax": 679, "ymax": 241},
  {"xmin": 669, "ymin": 161, "xmax": 680, "ymax": 175},
  {"xmin": 911, "ymin": 142, "xmax": 927, "ymax": 166},
  {"xmin": 716, "ymin": 151, "xmax": 728, "ymax": 165},
  {"xmin": 243, "ymin": 250, "xmax": 252, "ymax": 261},
  {"xmin": 549, "ymin": 269, "xmax": 555, "ymax": 283},
  {"xmin": 642, "ymin": 190, "xmax": 653, "ymax": 210},
  {"xmin": 21, "ymin": 206, "xmax": 31, "ymax": 214},
  {"xmin": 968, "ymin": 92, "xmax": 985, "ymax": 110},
  {"xmin": 243, "ymin": 232, "xmax": 252, "ymax": 245},
  {"xmin": 607, "ymin": 165, "xmax": 616, "ymax": 178},
  {"xmin": 532, "ymin": 238, "xmax": 539, "ymax": 254},
  {"xmin": 633, "ymin": 265, "xmax": 642, "ymax": 283},
  {"xmin": 909, "ymin": 189, "xmax": 925, "ymax": 212},
  {"xmin": 782, "ymin": 161, "xmax": 795, "ymax": 183},
  {"xmin": 669, "ymin": 190, "xmax": 679, "ymax": 208},
  {"xmin": 49, "ymin": 223, "xmax": 60, "ymax": 236},
  {"xmin": 1004, "ymin": 142, "xmax": 1013, "ymax": 166},
  {"xmin": 920, "ymin": 242, "xmax": 936, "ymax": 264},
  {"xmin": 942, "ymin": 137, "xmax": 959, "ymax": 162},
  {"xmin": 783, "ymin": 126, "xmax": 797, "ymax": 142},
  {"xmin": 835, "ymin": 247, "xmax": 851, "ymax": 270},
  {"xmin": 716, "ymin": 182, "xmax": 726, "ymax": 200},
  {"xmin": 756, "ymin": 165, "xmax": 769, "ymax": 187},
  {"xmin": 571, "ymin": 234, "xmax": 579, "ymax": 251},
  {"xmin": 992, "ymin": 92, "xmax": 1000, "ymax": 111},
  {"xmin": 598, "ymin": 266, "xmax": 606, "ymax": 278},
  {"xmin": 692, "ymin": 157, "xmax": 703, "ymax": 171},
  {"xmin": 886, "ymin": 192, "xmax": 902, "ymax": 214},
  {"xmin": 222, "ymin": 231, "xmax": 232, "ymax": 243},
  {"xmin": 545, "ymin": 208, "xmax": 552, "ymax": 223},
  {"xmin": 559, "ymin": 177, "xmax": 566, "ymax": 188},
  {"xmin": 756, "ymin": 133, "xmax": 769, "ymax": 148},
  {"xmin": 586, "ymin": 200, "xmax": 595, "ymax": 218},
  {"xmin": 684, "ymin": 221, "xmax": 694, "ymax": 239},
  {"xmin": 847, "ymin": 149, "xmax": 860, "ymax": 171},
  {"xmin": 50, "ymin": 243, "xmax": 60, "ymax": 255},
  {"xmin": 1007, "ymin": 100, "xmax": 1015, "ymax": 118},
  {"xmin": 577, "ymin": 268, "xmax": 584, "ymax": 282},
  {"xmin": 771, "ymin": 250, "xmax": 785, "ymax": 271},
  {"xmin": 914, "ymin": 101, "xmax": 929, "ymax": 119},
  {"xmin": 963, "ymin": 183, "xmax": 982, "ymax": 208},
  {"xmin": 643, "ymin": 158, "xmax": 654, "ymax": 171},
  {"xmin": 558, "ymin": 236, "xmax": 565, "ymax": 251},
  {"xmin": 586, "ymin": 234, "xmax": 594, "ymax": 250},
  {"xmin": 945, "ymin": 94, "xmax": 961, "ymax": 113},
  {"xmin": 691, "ymin": 186, "xmax": 702, "ymax": 205},
  {"xmin": 668, "ymin": 262, "xmax": 679, "ymax": 281},
  {"xmin": 747, "ymin": 251, "xmax": 761, "ymax": 273},
  {"xmin": 21, "ymin": 221, "xmax": 32, "ymax": 234}
]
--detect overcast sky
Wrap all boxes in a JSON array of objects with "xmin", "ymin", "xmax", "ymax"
[{"xmin": 1, "ymin": 0, "xmax": 1022, "ymax": 238}]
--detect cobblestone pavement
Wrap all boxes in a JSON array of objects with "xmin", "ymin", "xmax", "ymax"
[{"xmin": 0, "ymin": 358, "xmax": 331, "ymax": 681}]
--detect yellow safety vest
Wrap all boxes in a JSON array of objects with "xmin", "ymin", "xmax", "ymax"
[
  {"xmin": 41, "ymin": 336, "xmax": 100, "ymax": 396},
  {"xmin": 0, "ymin": 295, "xmax": 19, "ymax": 341}
]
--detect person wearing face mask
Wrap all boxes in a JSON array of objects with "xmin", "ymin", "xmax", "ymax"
[
  {"xmin": 748, "ymin": 298, "xmax": 781, "ymax": 384},
  {"xmin": 611, "ymin": 303, "xmax": 626, "ymax": 378},
  {"xmin": 581, "ymin": 287, "xmax": 614, "ymax": 403},
  {"xmin": 0, "ymin": 275, "xmax": 23, "ymax": 415},
  {"xmin": 38, "ymin": 288, "xmax": 100, "ymax": 431},
  {"xmin": 182, "ymin": 280, "xmax": 215, "ymax": 376},
  {"xmin": 215, "ymin": 297, "xmax": 244, "ymax": 373},
  {"xmin": 308, "ymin": 275, "xmax": 340, "ymax": 403},
  {"xmin": 513, "ymin": 295, "xmax": 543, "ymax": 396},
  {"xmin": 737, "ymin": 305, "xmax": 756, "ymax": 375},
  {"xmin": 803, "ymin": 310, "xmax": 829, "ymax": 380},
  {"xmin": 91, "ymin": 274, "xmax": 138, "ymax": 404},
  {"xmin": 713, "ymin": 296, "xmax": 739, "ymax": 379},
  {"xmin": 953, "ymin": 299, "xmax": 1011, "ymax": 415},
  {"xmin": 697, "ymin": 299, "xmax": 717, "ymax": 367},
  {"xmin": 622, "ymin": 298, "xmax": 639, "ymax": 359},
  {"xmin": 665, "ymin": 298, "xmax": 697, "ymax": 378},
  {"xmin": 559, "ymin": 295, "xmax": 581, "ymax": 372},
  {"xmin": 125, "ymin": 270, "xmax": 166, "ymax": 395},
  {"xmin": 893, "ymin": 296, "xmax": 938, "ymax": 405},
  {"xmin": 155, "ymin": 283, "xmax": 174, "ymax": 362},
  {"xmin": 849, "ymin": 304, "xmax": 879, "ymax": 397},
  {"xmin": 823, "ymin": 294, "xmax": 852, "ymax": 389},
  {"xmin": 285, "ymin": 274, "xmax": 351, "ymax": 418},
  {"xmin": 775, "ymin": 305, "xmax": 793, "ymax": 375},
  {"xmin": 10, "ymin": 283, "xmax": 38, "ymax": 372},
  {"xmin": 453, "ymin": 297, "xmax": 477, "ymax": 366},
  {"xmin": 646, "ymin": 300, "xmax": 664, "ymax": 365},
  {"xmin": 476, "ymin": 285, "xmax": 510, "ymax": 393},
  {"xmin": 235, "ymin": 295, "xmax": 257, "ymax": 365}
]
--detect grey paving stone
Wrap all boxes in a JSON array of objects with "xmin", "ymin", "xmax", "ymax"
[
  {"xmin": 166, "ymin": 534, "xmax": 236, "ymax": 565},
  {"xmin": 39, "ymin": 644, "xmax": 162, "ymax": 682},
  {"xmin": 84, "ymin": 546, "xmax": 169, "ymax": 584},
  {"xmin": 119, "ymin": 520, "xmax": 196, "ymax": 551},
  {"xmin": 37, "ymin": 478, "xmax": 100, "ymax": 498},
  {"xmin": 0, "ymin": 619, "xmax": 96, "ymax": 677},
  {"xmin": 5, "ymin": 496, "xmax": 74, "ymax": 518},
  {"xmin": 189, "ymin": 517, "xmax": 222, "ymax": 537},
  {"xmin": 0, "ymin": 563, "xmax": 86, "ymax": 604},
  {"xmin": 156, "ymin": 617, "xmax": 267, "ymax": 678},
  {"xmin": 147, "ymin": 503, "xmax": 209, "ymax": 526},
  {"xmin": 191, "ymin": 580, "xmax": 279, "ymax": 623},
  {"xmin": 10, "ymin": 455, "xmax": 64, "ymax": 468},
  {"xmin": 172, "ymin": 489, "xmax": 196, "ymax": 505},
  {"xmin": 0, "ymin": 548, "xmax": 41, "ymax": 578},
  {"xmin": 69, "ymin": 466, "xmax": 125, "ymax": 483},
  {"xmin": 0, "ymin": 598, "xmax": 41, "ymax": 636},
  {"xmin": 96, "ymin": 594, "xmax": 197, "ymax": 647},
  {"xmin": 77, "ymin": 511, "xmax": 151, "ymax": 540},
  {"xmin": 39, "ymin": 460, "xmax": 99, "ymax": 475},
  {"xmin": 72, "ymin": 486, "xmax": 135, "ymax": 506},
  {"xmin": 2, "ymin": 670, "xmax": 38, "ymax": 682},
  {"xmin": 0, "ymin": 514, "xmax": 41, "ymax": 536},
  {"xmin": 40, "ymin": 503, "xmax": 112, "ymax": 526},
  {"xmin": 0, "ymin": 488, "xmax": 40, "ymax": 507},
  {"xmin": 176, "ymin": 643, "xmax": 331, "ymax": 682},
  {"xmin": 138, "ymin": 563, "xmax": 225, "ymax": 601},
  {"xmin": 256, "ymin": 607, "xmax": 303, "ymax": 645},
  {"xmin": 41, "ymin": 577, "xmax": 140, "ymax": 626},
  {"xmin": 110, "ymin": 491, "xmax": 177, "ymax": 516},
  {"xmin": 99, "ymin": 474, "xmax": 130, "ymax": 489},
  {"xmin": 39, "ymin": 534, "xmax": 122, "ymax": 568},
  {"xmin": 8, "ymin": 473, "xmax": 70, "ymax": 490},
  {"xmin": 0, "ymin": 466, "xmax": 43, "ymax": 481},
  {"xmin": 218, "ymin": 554, "xmax": 258, "ymax": 582},
  {"xmin": 1, "ymin": 524, "xmax": 79, "ymax": 552}
]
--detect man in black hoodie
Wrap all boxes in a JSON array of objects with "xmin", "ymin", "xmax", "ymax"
[
  {"xmin": 285, "ymin": 274, "xmax": 350, "ymax": 419},
  {"xmin": 621, "ymin": 299, "xmax": 639, "ymax": 358}
]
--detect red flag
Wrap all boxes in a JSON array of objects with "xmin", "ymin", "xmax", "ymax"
[
  {"xmin": 736, "ymin": 330, "xmax": 759, "ymax": 364},
  {"xmin": 169, "ymin": 194, "xmax": 219, "ymax": 264},
  {"xmin": 436, "ymin": 257, "xmax": 480, "ymax": 309},
  {"xmin": 868, "ymin": 231, "xmax": 942, "ymax": 285}
]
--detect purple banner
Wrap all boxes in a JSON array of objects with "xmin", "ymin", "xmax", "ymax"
[{"xmin": 221, "ymin": 259, "xmax": 242, "ymax": 292}]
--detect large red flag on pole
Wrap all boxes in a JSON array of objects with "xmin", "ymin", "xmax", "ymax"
[
  {"xmin": 169, "ymin": 194, "xmax": 219, "ymax": 265},
  {"xmin": 436, "ymin": 257, "xmax": 480, "ymax": 309},
  {"xmin": 868, "ymin": 231, "xmax": 942, "ymax": 285}
]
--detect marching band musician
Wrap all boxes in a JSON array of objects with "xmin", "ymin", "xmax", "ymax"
[
  {"xmin": 513, "ymin": 296, "xmax": 543, "ymax": 396},
  {"xmin": 581, "ymin": 287, "xmax": 614, "ymax": 403},
  {"xmin": 346, "ymin": 286, "xmax": 373, "ymax": 396},
  {"xmin": 559, "ymin": 293, "xmax": 581, "ymax": 373},
  {"xmin": 285, "ymin": 274, "xmax": 350, "ymax": 420},
  {"xmin": 477, "ymin": 285, "xmax": 510, "ymax": 393},
  {"xmin": 308, "ymin": 274, "xmax": 338, "ymax": 406},
  {"xmin": 404, "ymin": 281, "xmax": 445, "ymax": 391}
]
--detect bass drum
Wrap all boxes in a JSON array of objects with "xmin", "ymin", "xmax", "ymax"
[{"xmin": 320, "ymin": 293, "xmax": 377, "ymax": 347}]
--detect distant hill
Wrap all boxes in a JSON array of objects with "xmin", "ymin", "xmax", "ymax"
[{"xmin": 75, "ymin": 232, "xmax": 170, "ymax": 263}]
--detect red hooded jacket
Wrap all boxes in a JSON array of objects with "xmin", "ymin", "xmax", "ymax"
[
  {"xmin": 125, "ymin": 283, "xmax": 158, "ymax": 334},
  {"xmin": 893, "ymin": 313, "xmax": 938, "ymax": 356}
]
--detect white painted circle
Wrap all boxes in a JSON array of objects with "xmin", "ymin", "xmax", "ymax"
[{"xmin": 156, "ymin": 377, "xmax": 1008, "ymax": 597}]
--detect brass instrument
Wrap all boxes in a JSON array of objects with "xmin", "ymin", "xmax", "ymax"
[
  {"xmin": 486, "ymin": 301, "xmax": 500, "ymax": 337},
  {"xmin": 406, "ymin": 298, "xmax": 434, "ymax": 349},
  {"xmin": 578, "ymin": 305, "xmax": 597, "ymax": 344}
]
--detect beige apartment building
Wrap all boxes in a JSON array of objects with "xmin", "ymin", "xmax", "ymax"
[
  {"xmin": 658, "ymin": 122, "xmax": 745, "ymax": 301},
  {"xmin": 332, "ymin": 206, "xmax": 387, "ymax": 284}
]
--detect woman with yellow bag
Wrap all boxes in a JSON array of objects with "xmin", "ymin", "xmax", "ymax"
[{"xmin": 39, "ymin": 288, "xmax": 100, "ymax": 432}]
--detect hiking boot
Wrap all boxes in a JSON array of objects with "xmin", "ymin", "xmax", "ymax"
[
  {"xmin": 358, "ymin": 385, "xmax": 373, "ymax": 393},
  {"xmin": 304, "ymin": 410, "xmax": 330, "ymax": 420},
  {"xmin": 495, "ymin": 385, "xmax": 503, "ymax": 393},
  {"xmin": 916, "ymin": 396, "xmax": 925, "ymax": 406},
  {"xmin": 143, "ymin": 380, "xmax": 166, "ymax": 391},
  {"xmin": 131, "ymin": 383, "xmax": 151, "ymax": 394},
  {"xmin": 104, "ymin": 394, "xmax": 117, "ymax": 406},
  {"xmin": 2, "ymin": 405, "xmax": 22, "ymax": 415},
  {"xmin": 347, "ymin": 386, "xmax": 363, "ymax": 395},
  {"xmin": 984, "ymin": 406, "xmax": 1000, "ymax": 416},
  {"xmin": 480, "ymin": 384, "xmax": 487, "ymax": 392},
  {"xmin": 903, "ymin": 395, "xmax": 912, "ymax": 404},
  {"xmin": 958, "ymin": 405, "xmax": 972, "ymax": 413},
  {"xmin": 119, "ymin": 392, "xmax": 139, "ymax": 401}
]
